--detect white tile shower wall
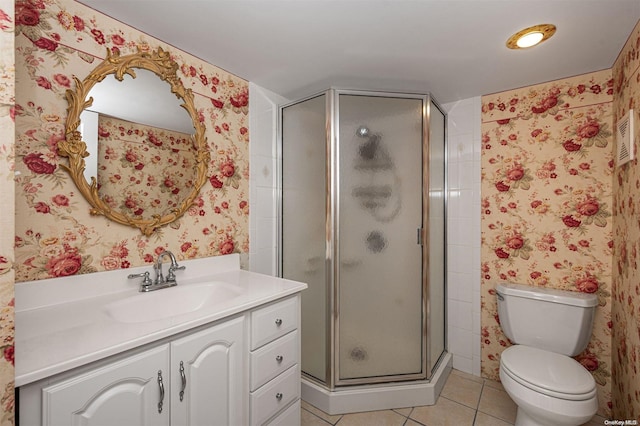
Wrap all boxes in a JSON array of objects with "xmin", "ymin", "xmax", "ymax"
[
  {"xmin": 443, "ymin": 97, "xmax": 482, "ymax": 376},
  {"xmin": 248, "ymin": 83, "xmax": 289, "ymax": 275}
]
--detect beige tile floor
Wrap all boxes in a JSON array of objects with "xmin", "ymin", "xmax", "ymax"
[{"xmin": 300, "ymin": 369, "xmax": 607, "ymax": 426}]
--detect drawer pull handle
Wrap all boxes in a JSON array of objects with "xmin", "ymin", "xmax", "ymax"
[
  {"xmin": 276, "ymin": 355, "xmax": 284, "ymax": 363},
  {"xmin": 275, "ymin": 318, "xmax": 283, "ymax": 326},
  {"xmin": 157, "ymin": 370, "xmax": 165, "ymax": 413},
  {"xmin": 179, "ymin": 361, "xmax": 186, "ymax": 402},
  {"xmin": 276, "ymin": 392, "xmax": 283, "ymax": 401}
]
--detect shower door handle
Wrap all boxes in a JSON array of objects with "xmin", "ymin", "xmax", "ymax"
[{"xmin": 417, "ymin": 228, "xmax": 424, "ymax": 246}]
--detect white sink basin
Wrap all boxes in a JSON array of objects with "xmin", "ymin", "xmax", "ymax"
[{"xmin": 105, "ymin": 282, "xmax": 243, "ymax": 323}]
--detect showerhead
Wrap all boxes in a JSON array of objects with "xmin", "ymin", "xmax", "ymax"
[{"xmin": 356, "ymin": 126, "xmax": 370, "ymax": 138}]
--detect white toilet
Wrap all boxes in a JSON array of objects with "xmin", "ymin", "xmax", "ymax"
[{"xmin": 496, "ymin": 283, "xmax": 599, "ymax": 426}]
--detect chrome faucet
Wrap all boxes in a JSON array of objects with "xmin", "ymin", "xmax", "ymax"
[
  {"xmin": 128, "ymin": 250, "xmax": 185, "ymax": 292},
  {"xmin": 154, "ymin": 250, "xmax": 185, "ymax": 286}
]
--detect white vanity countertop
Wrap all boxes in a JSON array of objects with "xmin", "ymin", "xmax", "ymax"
[{"xmin": 15, "ymin": 254, "xmax": 307, "ymax": 387}]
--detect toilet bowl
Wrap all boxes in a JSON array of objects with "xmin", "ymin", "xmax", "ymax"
[
  {"xmin": 495, "ymin": 283, "xmax": 599, "ymax": 426},
  {"xmin": 499, "ymin": 345, "xmax": 598, "ymax": 426}
]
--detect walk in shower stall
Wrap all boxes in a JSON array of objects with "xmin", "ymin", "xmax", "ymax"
[{"xmin": 279, "ymin": 89, "xmax": 450, "ymax": 414}]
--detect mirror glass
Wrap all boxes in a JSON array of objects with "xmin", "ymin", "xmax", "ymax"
[
  {"xmin": 79, "ymin": 69, "xmax": 197, "ymax": 219},
  {"xmin": 60, "ymin": 48, "xmax": 210, "ymax": 236}
]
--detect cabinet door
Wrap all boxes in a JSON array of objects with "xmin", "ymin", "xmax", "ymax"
[
  {"xmin": 171, "ymin": 315, "xmax": 246, "ymax": 426},
  {"xmin": 42, "ymin": 345, "xmax": 170, "ymax": 426}
]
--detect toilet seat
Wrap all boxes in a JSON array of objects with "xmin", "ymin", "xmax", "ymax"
[{"xmin": 501, "ymin": 345, "xmax": 597, "ymax": 401}]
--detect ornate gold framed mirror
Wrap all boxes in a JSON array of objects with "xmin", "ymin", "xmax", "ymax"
[{"xmin": 59, "ymin": 47, "xmax": 210, "ymax": 236}]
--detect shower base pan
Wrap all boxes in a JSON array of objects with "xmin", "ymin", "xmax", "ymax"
[{"xmin": 301, "ymin": 352, "xmax": 452, "ymax": 415}]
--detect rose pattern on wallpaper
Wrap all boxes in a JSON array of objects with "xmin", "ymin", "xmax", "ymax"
[
  {"xmin": 96, "ymin": 115, "xmax": 195, "ymax": 218},
  {"xmin": 0, "ymin": 279, "xmax": 13, "ymax": 426},
  {"xmin": 481, "ymin": 70, "xmax": 614, "ymax": 416},
  {"xmin": 13, "ymin": 0, "xmax": 250, "ymax": 284},
  {"xmin": 611, "ymin": 20, "xmax": 640, "ymax": 421},
  {"xmin": 0, "ymin": 0, "xmax": 15, "ymax": 424}
]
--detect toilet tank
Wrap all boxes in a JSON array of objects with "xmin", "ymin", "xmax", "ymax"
[{"xmin": 495, "ymin": 283, "xmax": 598, "ymax": 356}]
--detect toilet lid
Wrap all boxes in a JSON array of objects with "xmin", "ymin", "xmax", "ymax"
[{"xmin": 501, "ymin": 345, "xmax": 596, "ymax": 399}]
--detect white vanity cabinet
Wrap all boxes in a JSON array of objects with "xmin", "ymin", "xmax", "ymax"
[
  {"xmin": 20, "ymin": 316, "xmax": 246, "ymax": 426},
  {"xmin": 249, "ymin": 295, "xmax": 301, "ymax": 425},
  {"xmin": 19, "ymin": 296, "xmax": 303, "ymax": 426},
  {"xmin": 170, "ymin": 316, "xmax": 245, "ymax": 426},
  {"xmin": 16, "ymin": 256, "xmax": 306, "ymax": 426},
  {"xmin": 40, "ymin": 345, "xmax": 170, "ymax": 426}
]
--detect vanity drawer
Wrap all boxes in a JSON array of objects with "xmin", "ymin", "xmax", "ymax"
[
  {"xmin": 251, "ymin": 330, "xmax": 299, "ymax": 391},
  {"xmin": 250, "ymin": 365, "xmax": 300, "ymax": 426},
  {"xmin": 251, "ymin": 296, "xmax": 298, "ymax": 350},
  {"xmin": 265, "ymin": 399, "xmax": 300, "ymax": 426}
]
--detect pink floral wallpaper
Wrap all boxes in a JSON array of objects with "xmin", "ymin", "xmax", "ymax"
[
  {"xmin": 480, "ymin": 19, "xmax": 640, "ymax": 420},
  {"xmin": 96, "ymin": 115, "xmax": 195, "ymax": 219},
  {"xmin": 13, "ymin": 0, "xmax": 250, "ymax": 282},
  {"xmin": 0, "ymin": 0, "xmax": 252, "ymax": 421},
  {"xmin": 612, "ymin": 20, "xmax": 640, "ymax": 421},
  {"xmin": 2, "ymin": 1, "xmax": 637, "ymax": 425},
  {"xmin": 0, "ymin": 0, "xmax": 14, "ymax": 423},
  {"xmin": 481, "ymin": 69, "xmax": 614, "ymax": 416}
]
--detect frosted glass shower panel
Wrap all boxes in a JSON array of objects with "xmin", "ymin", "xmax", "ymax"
[
  {"xmin": 337, "ymin": 95, "xmax": 424, "ymax": 381},
  {"xmin": 427, "ymin": 101, "xmax": 446, "ymax": 375},
  {"xmin": 281, "ymin": 94, "xmax": 328, "ymax": 382}
]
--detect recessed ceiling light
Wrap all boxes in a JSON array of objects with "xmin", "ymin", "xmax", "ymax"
[{"xmin": 506, "ymin": 24, "xmax": 556, "ymax": 49}]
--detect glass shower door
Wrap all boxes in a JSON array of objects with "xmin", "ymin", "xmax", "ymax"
[{"xmin": 336, "ymin": 94, "xmax": 425, "ymax": 383}]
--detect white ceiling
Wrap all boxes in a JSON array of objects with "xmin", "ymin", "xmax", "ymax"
[{"xmin": 78, "ymin": 0, "xmax": 640, "ymax": 104}]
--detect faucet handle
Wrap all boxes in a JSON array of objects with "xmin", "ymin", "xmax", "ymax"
[
  {"xmin": 166, "ymin": 264, "xmax": 186, "ymax": 282},
  {"xmin": 128, "ymin": 271, "xmax": 153, "ymax": 291}
]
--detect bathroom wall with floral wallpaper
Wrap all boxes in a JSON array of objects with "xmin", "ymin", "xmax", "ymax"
[
  {"xmin": 2, "ymin": 2, "xmax": 638, "ymax": 425},
  {"xmin": 13, "ymin": 0, "xmax": 250, "ymax": 283},
  {"xmin": 611, "ymin": 19, "xmax": 640, "ymax": 421},
  {"xmin": 481, "ymin": 69, "xmax": 615, "ymax": 416},
  {"xmin": 0, "ymin": 0, "xmax": 14, "ymax": 423},
  {"xmin": 3, "ymin": 0, "xmax": 253, "ymax": 421}
]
